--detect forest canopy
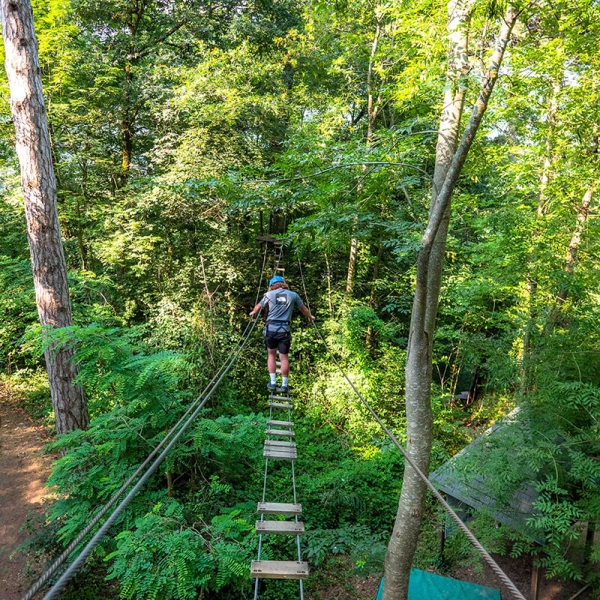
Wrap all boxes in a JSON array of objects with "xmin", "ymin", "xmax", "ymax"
[{"xmin": 0, "ymin": 0, "xmax": 599, "ymax": 598}]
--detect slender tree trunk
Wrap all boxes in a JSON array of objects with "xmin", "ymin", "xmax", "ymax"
[
  {"xmin": 121, "ymin": 63, "xmax": 133, "ymax": 181},
  {"xmin": 522, "ymin": 77, "xmax": 561, "ymax": 361},
  {"xmin": 366, "ymin": 17, "xmax": 382, "ymax": 145},
  {"xmin": 382, "ymin": 6, "xmax": 519, "ymax": 599},
  {"xmin": 346, "ymin": 235, "xmax": 359, "ymax": 294},
  {"xmin": 424, "ymin": 0, "xmax": 476, "ymax": 341},
  {"xmin": 325, "ymin": 253, "xmax": 334, "ymax": 317},
  {"xmin": 1, "ymin": 0, "xmax": 88, "ymax": 434},
  {"xmin": 347, "ymin": 11, "xmax": 382, "ymax": 295},
  {"xmin": 546, "ymin": 183, "xmax": 596, "ymax": 326},
  {"xmin": 369, "ymin": 242, "xmax": 383, "ymax": 307}
]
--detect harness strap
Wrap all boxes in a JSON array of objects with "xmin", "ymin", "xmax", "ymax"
[{"xmin": 264, "ymin": 320, "xmax": 291, "ymax": 335}]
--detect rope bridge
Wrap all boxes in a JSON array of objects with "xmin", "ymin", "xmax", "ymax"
[{"xmin": 23, "ymin": 245, "xmax": 528, "ymax": 600}]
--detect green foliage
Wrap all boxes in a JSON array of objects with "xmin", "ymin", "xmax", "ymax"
[
  {"xmin": 304, "ymin": 524, "xmax": 386, "ymax": 572},
  {"xmin": 105, "ymin": 498, "xmax": 254, "ymax": 599},
  {"xmin": 2, "ymin": 0, "xmax": 600, "ymax": 595}
]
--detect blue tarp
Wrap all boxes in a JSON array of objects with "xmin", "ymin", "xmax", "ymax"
[{"xmin": 375, "ymin": 569, "xmax": 501, "ymax": 600}]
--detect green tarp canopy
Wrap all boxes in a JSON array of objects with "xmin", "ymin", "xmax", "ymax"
[{"xmin": 375, "ymin": 569, "xmax": 500, "ymax": 600}]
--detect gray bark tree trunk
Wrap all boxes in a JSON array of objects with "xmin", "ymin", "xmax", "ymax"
[
  {"xmin": 1, "ymin": 0, "xmax": 89, "ymax": 434},
  {"xmin": 546, "ymin": 182, "xmax": 596, "ymax": 326},
  {"xmin": 522, "ymin": 76, "xmax": 561, "ymax": 364},
  {"xmin": 382, "ymin": 6, "xmax": 519, "ymax": 599},
  {"xmin": 346, "ymin": 10, "xmax": 382, "ymax": 295}
]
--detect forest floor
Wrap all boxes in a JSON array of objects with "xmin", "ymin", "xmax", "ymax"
[{"xmin": 0, "ymin": 384, "xmax": 56, "ymax": 600}]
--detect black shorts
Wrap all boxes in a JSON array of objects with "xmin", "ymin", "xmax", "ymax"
[{"xmin": 264, "ymin": 331, "xmax": 292, "ymax": 355}]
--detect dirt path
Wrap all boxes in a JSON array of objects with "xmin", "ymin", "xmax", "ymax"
[{"xmin": 0, "ymin": 400, "xmax": 56, "ymax": 600}]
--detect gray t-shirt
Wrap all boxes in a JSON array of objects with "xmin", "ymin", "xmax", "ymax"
[{"xmin": 260, "ymin": 289, "xmax": 304, "ymax": 325}]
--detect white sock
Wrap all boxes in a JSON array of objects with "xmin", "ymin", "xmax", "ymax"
[
  {"xmin": 282, "ymin": 377, "xmax": 289, "ymax": 387},
  {"xmin": 270, "ymin": 373, "xmax": 277, "ymax": 385}
]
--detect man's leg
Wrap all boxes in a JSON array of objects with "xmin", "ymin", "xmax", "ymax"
[
  {"xmin": 280, "ymin": 353, "xmax": 290, "ymax": 377},
  {"xmin": 279, "ymin": 353, "xmax": 290, "ymax": 391},
  {"xmin": 267, "ymin": 348, "xmax": 278, "ymax": 382}
]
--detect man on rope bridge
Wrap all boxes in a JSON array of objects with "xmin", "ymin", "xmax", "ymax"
[{"xmin": 249, "ymin": 275, "xmax": 315, "ymax": 394}]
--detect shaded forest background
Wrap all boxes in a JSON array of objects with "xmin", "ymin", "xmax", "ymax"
[{"xmin": 1, "ymin": 0, "xmax": 600, "ymax": 598}]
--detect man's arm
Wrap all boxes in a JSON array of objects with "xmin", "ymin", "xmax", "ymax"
[
  {"xmin": 249, "ymin": 302, "xmax": 263, "ymax": 318},
  {"xmin": 299, "ymin": 305, "xmax": 315, "ymax": 322}
]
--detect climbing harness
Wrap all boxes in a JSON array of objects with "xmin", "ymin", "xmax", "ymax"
[
  {"xmin": 296, "ymin": 258, "xmax": 528, "ymax": 600},
  {"xmin": 263, "ymin": 320, "xmax": 291, "ymax": 336},
  {"xmin": 251, "ymin": 378, "xmax": 308, "ymax": 595}
]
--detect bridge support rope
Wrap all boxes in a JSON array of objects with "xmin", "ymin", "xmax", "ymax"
[
  {"xmin": 297, "ymin": 257, "xmax": 528, "ymax": 600},
  {"xmin": 25, "ymin": 246, "xmax": 270, "ymax": 600}
]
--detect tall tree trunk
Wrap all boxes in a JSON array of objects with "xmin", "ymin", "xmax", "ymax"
[
  {"xmin": 522, "ymin": 76, "xmax": 561, "ymax": 362},
  {"xmin": 366, "ymin": 16, "xmax": 382, "ymax": 145},
  {"xmin": 1, "ymin": 0, "xmax": 89, "ymax": 434},
  {"xmin": 346, "ymin": 234, "xmax": 359, "ymax": 294},
  {"xmin": 121, "ymin": 63, "xmax": 133, "ymax": 181},
  {"xmin": 382, "ymin": 6, "xmax": 519, "ymax": 599},
  {"xmin": 347, "ymin": 11, "xmax": 382, "ymax": 295},
  {"xmin": 424, "ymin": 0, "xmax": 476, "ymax": 342},
  {"xmin": 546, "ymin": 183, "xmax": 596, "ymax": 326}
]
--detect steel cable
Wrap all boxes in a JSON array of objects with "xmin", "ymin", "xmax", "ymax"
[
  {"xmin": 24, "ymin": 321, "xmax": 254, "ymax": 600},
  {"xmin": 25, "ymin": 246, "xmax": 269, "ymax": 600},
  {"xmin": 41, "ymin": 316, "xmax": 260, "ymax": 600},
  {"xmin": 297, "ymin": 258, "xmax": 527, "ymax": 600}
]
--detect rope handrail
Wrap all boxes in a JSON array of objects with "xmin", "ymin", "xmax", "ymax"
[
  {"xmin": 40, "ymin": 317, "xmax": 260, "ymax": 600},
  {"xmin": 25, "ymin": 245, "xmax": 269, "ymax": 600},
  {"xmin": 296, "ymin": 258, "xmax": 527, "ymax": 600},
  {"xmin": 23, "ymin": 321, "xmax": 254, "ymax": 600}
]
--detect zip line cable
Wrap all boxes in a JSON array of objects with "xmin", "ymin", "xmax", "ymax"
[
  {"xmin": 296, "ymin": 258, "xmax": 528, "ymax": 600},
  {"xmin": 26, "ymin": 246, "xmax": 270, "ymax": 600}
]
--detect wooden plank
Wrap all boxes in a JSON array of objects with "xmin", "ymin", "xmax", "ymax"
[
  {"xmin": 251, "ymin": 561, "xmax": 309, "ymax": 580},
  {"xmin": 266, "ymin": 429, "xmax": 295, "ymax": 437},
  {"xmin": 257, "ymin": 502, "xmax": 302, "ymax": 516},
  {"xmin": 264, "ymin": 440, "xmax": 296, "ymax": 448},
  {"xmin": 268, "ymin": 402, "xmax": 292, "ymax": 409},
  {"xmin": 256, "ymin": 520, "xmax": 305, "ymax": 535},
  {"xmin": 264, "ymin": 448, "xmax": 297, "ymax": 460},
  {"xmin": 264, "ymin": 446, "xmax": 297, "ymax": 456},
  {"xmin": 267, "ymin": 419, "xmax": 294, "ymax": 427},
  {"xmin": 269, "ymin": 395, "xmax": 292, "ymax": 401}
]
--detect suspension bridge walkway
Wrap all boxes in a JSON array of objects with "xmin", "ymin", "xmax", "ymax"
[
  {"xmin": 251, "ymin": 384, "xmax": 309, "ymax": 595},
  {"xmin": 22, "ymin": 246, "xmax": 528, "ymax": 600}
]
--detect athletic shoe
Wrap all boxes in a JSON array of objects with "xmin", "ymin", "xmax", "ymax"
[
  {"xmin": 267, "ymin": 382, "xmax": 277, "ymax": 392},
  {"xmin": 277, "ymin": 385, "xmax": 289, "ymax": 395}
]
